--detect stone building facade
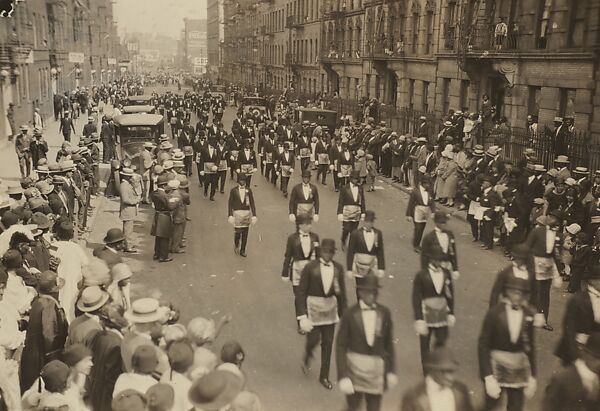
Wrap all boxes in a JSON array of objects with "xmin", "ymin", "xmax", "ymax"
[{"xmin": 221, "ymin": 0, "xmax": 600, "ymax": 141}]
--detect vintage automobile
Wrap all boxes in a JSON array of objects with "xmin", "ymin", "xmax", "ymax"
[
  {"xmin": 114, "ymin": 113, "xmax": 165, "ymax": 163},
  {"xmin": 124, "ymin": 94, "xmax": 155, "ymax": 107},
  {"xmin": 294, "ymin": 107, "xmax": 338, "ymax": 131},
  {"xmin": 122, "ymin": 105, "xmax": 156, "ymax": 114},
  {"xmin": 241, "ymin": 96, "xmax": 270, "ymax": 119}
]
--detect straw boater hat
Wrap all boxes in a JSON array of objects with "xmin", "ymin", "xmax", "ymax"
[
  {"xmin": 76, "ymin": 286, "xmax": 110, "ymax": 313},
  {"xmin": 125, "ymin": 298, "xmax": 169, "ymax": 324},
  {"xmin": 555, "ymin": 155, "xmax": 569, "ymax": 164},
  {"xmin": 574, "ymin": 166, "xmax": 589, "ymax": 175},
  {"xmin": 188, "ymin": 369, "xmax": 244, "ymax": 410},
  {"xmin": 472, "ymin": 145, "xmax": 485, "ymax": 157}
]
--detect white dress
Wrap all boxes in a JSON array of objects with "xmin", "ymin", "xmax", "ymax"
[{"xmin": 54, "ymin": 240, "xmax": 89, "ymax": 323}]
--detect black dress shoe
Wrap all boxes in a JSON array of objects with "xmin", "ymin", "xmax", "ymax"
[
  {"xmin": 240, "ymin": 251, "xmax": 247, "ymax": 257},
  {"xmin": 152, "ymin": 255, "xmax": 159, "ymax": 260},
  {"xmin": 220, "ymin": 190, "xmax": 224, "ymax": 194},
  {"xmin": 159, "ymin": 257, "xmax": 174, "ymax": 263},
  {"xmin": 301, "ymin": 362, "xmax": 310, "ymax": 375},
  {"xmin": 543, "ymin": 324, "xmax": 554, "ymax": 331},
  {"xmin": 319, "ymin": 378, "xmax": 333, "ymax": 390},
  {"xmin": 210, "ymin": 197, "xmax": 215, "ymax": 201}
]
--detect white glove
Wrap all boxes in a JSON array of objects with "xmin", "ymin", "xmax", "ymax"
[
  {"xmin": 299, "ymin": 317, "xmax": 313, "ymax": 333},
  {"xmin": 533, "ymin": 313, "xmax": 546, "ymax": 328},
  {"xmin": 484, "ymin": 375, "xmax": 502, "ymax": 399},
  {"xmin": 296, "ymin": 156, "xmax": 300, "ymax": 160},
  {"xmin": 407, "ymin": 216, "xmax": 413, "ymax": 223},
  {"xmin": 447, "ymin": 314, "xmax": 456, "ymax": 327},
  {"xmin": 235, "ymin": 169, "xmax": 241, "ymax": 174},
  {"xmin": 338, "ymin": 378, "xmax": 355, "ymax": 395},
  {"xmin": 575, "ymin": 359, "xmax": 600, "ymax": 395},
  {"xmin": 414, "ymin": 320, "xmax": 428, "ymax": 336},
  {"xmin": 337, "ymin": 214, "xmax": 344, "ymax": 222},
  {"xmin": 227, "ymin": 216, "xmax": 235, "ymax": 225},
  {"xmin": 552, "ymin": 275, "xmax": 563, "ymax": 289},
  {"xmin": 314, "ymin": 161, "xmax": 319, "ymax": 165},
  {"xmin": 452, "ymin": 270, "xmax": 460, "ymax": 280},
  {"xmin": 200, "ymin": 171, "xmax": 205, "ymax": 176},
  {"xmin": 337, "ymin": 172, "xmax": 343, "ymax": 178},
  {"xmin": 251, "ymin": 216, "xmax": 257, "ymax": 225},
  {"xmin": 282, "ymin": 276, "xmax": 290, "ymax": 282},
  {"xmin": 360, "ymin": 213, "xmax": 366, "ymax": 220},
  {"xmin": 289, "ymin": 168, "xmax": 294, "ymax": 173},
  {"xmin": 329, "ymin": 165, "xmax": 335, "ymax": 171},
  {"xmin": 524, "ymin": 376, "xmax": 537, "ymax": 399},
  {"xmin": 313, "ymin": 214, "xmax": 319, "ymax": 222},
  {"xmin": 289, "ymin": 214, "xmax": 296, "ymax": 222},
  {"xmin": 252, "ymin": 168, "xmax": 258, "ymax": 173},
  {"xmin": 386, "ymin": 373, "xmax": 398, "ymax": 389},
  {"xmin": 257, "ymin": 153, "xmax": 262, "ymax": 157},
  {"xmin": 376, "ymin": 269, "xmax": 385, "ymax": 278},
  {"xmin": 346, "ymin": 270, "xmax": 354, "ymax": 278}
]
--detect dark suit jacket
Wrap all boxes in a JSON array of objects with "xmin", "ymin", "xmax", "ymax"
[
  {"xmin": 412, "ymin": 268, "xmax": 455, "ymax": 321},
  {"xmin": 236, "ymin": 148, "xmax": 257, "ymax": 169},
  {"xmin": 347, "ymin": 227, "xmax": 385, "ymax": 270},
  {"xmin": 337, "ymin": 183, "xmax": 366, "ymax": 215},
  {"xmin": 542, "ymin": 364, "xmax": 600, "ymax": 411},
  {"xmin": 289, "ymin": 183, "xmax": 319, "ymax": 215},
  {"xmin": 199, "ymin": 145, "xmax": 221, "ymax": 170},
  {"xmin": 92, "ymin": 246, "xmax": 123, "ymax": 268},
  {"xmin": 478, "ymin": 304, "xmax": 536, "ymax": 379},
  {"xmin": 295, "ymin": 259, "xmax": 347, "ymax": 318},
  {"xmin": 406, "ymin": 186, "xmax": 435, "ymax": 218},
  {"xmin": 228, "ymin": 186, "xmax": 257, "ymax": 216},
  {"xmin": 277, "ymin": 151, "xmax": 295, "ymax": 169},
  {"xmin": 88, "ymin": 330, "xmax": 123, "ymax": 411},
  {"xmin": 281, "ymin": 231, "xmax": 320, "ymax": 278},
  {"xmin": 420, "ymin": 229, "xmax": 457, "ymax": 270},
  {"xmin": 555, "ymin": 291, "xmax": 600, "ymax": 363},
  {"xmin": 400, "ymin": 380, "xmax": 474, "ymax": 411},
  {"xmin": 335, "ymin": 303, "xmax": 395, "ymax": 379},
  {"xmin": 524, "ymin": 226, "xmax": 561, "ymax": 258},
  {"xmin": 489, "ymin": 264, "xmax": 537, "ymax": 308}
]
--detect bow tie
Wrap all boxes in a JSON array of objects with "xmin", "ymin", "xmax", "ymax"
[
  {"xmin": 300, "ymin": 234, "xmax": 309, "ymax": 238},
  {"xmin": 362, "ymin": 305, "xmax": 376, "ymax": 311},
  {"xmin": 510, "ymin": 304, "xmax": 522, "ymax": 311},
  {"xmin": 364, "ymin": 229, "xmax": 373, "ymax": 233},
  {"xmin": 321, "ymin": 262, "xmax": 331, "ymax": 267}
]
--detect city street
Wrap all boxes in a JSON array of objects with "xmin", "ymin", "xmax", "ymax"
[{"xmin": 92, "ymin": 86, "xmax": 570, "ymax": 411}]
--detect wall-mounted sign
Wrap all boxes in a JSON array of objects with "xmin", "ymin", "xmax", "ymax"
[
  {"xmin": 68, "ymin": 52, "xmax": 85, "ymax": 64},
  {"xmin": 107, "ymin": 58, "xmax": 117, "ymax": 65}
]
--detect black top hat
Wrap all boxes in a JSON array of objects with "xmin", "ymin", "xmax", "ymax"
[
  {"xmin": 320, "ymin": 239, "xmax": 336, "ymax": 253},
  {"xmin": 364, "ymin": 210, "xmax": 376, "ymax": 222},
  {"xmin": 511, "ymin": 243, "xmax": 530, "ymax": 260},
  {"xmin": 357, "ymin": 274, "xmax": 381, "ymax": 290},
  {"xmin": 433, "ymin": 211, "xmax": 449, "ymax": 224},
  {"xmin": 424, "ymin": 347, "xmax": 459, "ymax": 371},
  {"xmin": 296, "ymin": 213, "xmax": 312, "ymax": 226},
  {"xmin": 302, "ymin": 170, "xmax": 312, "ymax": 178},
  {"xmin": 504, "ymin": 275, "xmax": 531, "ymax": 293}
]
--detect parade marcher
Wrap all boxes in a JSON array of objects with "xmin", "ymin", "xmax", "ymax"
[
  {"xmin": 289, "ymin": 169, "xmax": 319, "ymax": 224},
  {"xmin": 216, "ymin": 136, "xmax": 230, "ymax": 194},
  {"xmin": 420, "ymin": 211, "xmax": 459, "ymax": 279},
  {"xmin": 480, "ymin": 175, "xmax": 502, "ymax": 250},
  {"xmin": 478, "ymin": 275, "xmax": 537, "ymax": 411},
  {"xmin": 296, "ymin": 238, "xmax": 347, "ymax": 390},
  {"xmin": 315, "ymin": 135, "xmax": 330, "ymax": 185},
  {"xmin": 489, "ymin": 243, "xmax": 536, "ymax": 308},
  {"xmin": 338, "ymin": 170, "xmax": 366, "ymax": 250},
  {"xmin": 83, "ymin": 116, "xmax": 97, "ymax": 138},
  {"xmin": 544, "ymin": 331, "xmax": 600, "ymax": 411},
  {"xmin": 523, "ymin": 213, "xmax": 563, "ymax": 331},
  {"xmin": 59, "ymin": 111, "xmax": 76, "ymax": 142},
  {"xmin": 412, "ymin": 247, "xmax": 456, "ymax": 372},
  {"xmin": 151, "ymin": 175, "xmax": 179, "ymax": 263},
  {"xmin": 400, "ymin": 348, "xmax": 474, "ymax": 411},
  {"xmin": 336, "ymin": 274, "xmax": 396, "ymax": 411},
  {"xmin": 227, "ymin": 174, "xmax": 257, "ymax": 257},
  {"xmin": 200, "ymin": 138, "xmax": 220, "ymax": 201},
  {"xmin": 555, "ymin": 266, "xmax": 600, "ymax": 365},
  {"xmin": 235, "ymin": 139, "xmax": 258, "ymax": 186},
  {"xmin": 119, "ymin": 168, "xmax": 141, "ymax": 253},
  {"xmin": 406, "ymin": 175, "xmax": 435, "ymax": 253},
  {"xmin": 346, "ymin": 210, "xmax": 385, "ymax": 295},
  {"xmin": 277, "ymin": 142, "xmax": 295, "ymax": 197}
]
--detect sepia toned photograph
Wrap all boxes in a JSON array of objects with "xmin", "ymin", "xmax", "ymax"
[{"xmin": 0, "ymin": 0, "xmax": 599, "ymax": 410}]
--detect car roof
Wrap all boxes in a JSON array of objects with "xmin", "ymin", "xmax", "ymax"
[
  {"xmin": 126, "ymin": 95, "xmax": 153, "ymax": 102},
  {"xmin": 114, "ymin": 114, "xmax": 164, "ymax": 126},
  {"xmin": 296, "ymin": 107, "xmax": 337, "ymax": 114},
  {"xmin": 122, "ymin": 105, "xmax": 154, "ymax": 113}
]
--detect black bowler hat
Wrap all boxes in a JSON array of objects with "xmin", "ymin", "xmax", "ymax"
[
  {"xmin": 302, "ymin": 170, "xmax": 311, "ymax": 178},
  {"xmin": 356, "ymin": 274, "xmax": 381, "ymax": 290},
  {"xmin": 364, "ymin": 210, "xmax": 376, "ymax": 222},
  {"xmin": 511, "ymin": 243, "xmax": 530, "ymax": 260},
  {"xmin": 296, "ymin": 214, "xmax": 312, "ymax": 225},
  {"xmin": 433, "ymin": 211, "xmax": 448, "ymax": 224},
  {"xmin": 237, "ymin": 173, "xmax": 247, "ymax": 183},
  {"xmin": 320, "ymin": 239, "xmax": 336, "ymax": 253}
]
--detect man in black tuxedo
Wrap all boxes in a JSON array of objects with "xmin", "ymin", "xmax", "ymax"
[
  {"xmin": 406, "ymin": 175, "xmax": 435, "ymax": 253},
  {"xmin": 199, "ymin": 138, "xmax": 220, "ymax": 201},
  {"xmin": 420, "ymin": 211, "xmax": 459, "ymax": 279},
  {"xmin": 346, "ymin": 210, "xmax": 385, "ymax": 295},
  {"xmin": 277, "ymin": 142, "xmax": 295, "ymax": 196},
  {"xmin": 235, "ymin": 139, "xmax": 258, "ymax": 186},
  {"xmin": 227, "ymin": 174, "xmax": 257, "ymax": 257},
  {"xmin": 336, "ymin": 275, "xmax": 397, "ymax": 411},
  {"xmin": 338, "ymin": 170, "xmax": 366, "ymax": 250},
  {"xmin": 296, "ymin": 239, "xmax": 347, "ymax": 390},
  {"xmin": 289, "ymin": 170, "xmax": 319, "ymax": 226}
]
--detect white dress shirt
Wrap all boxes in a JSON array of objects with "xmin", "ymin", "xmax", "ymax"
[
  {"xmin": 428, "ymin": 267, "xmax": 445, "ymax": 294},
  {"xmin": 209, "ymin": 146, "xmax": 214, "ymax": 158},
  {"xmin": 359, "ymin": 300, "xmax": 376, "ymax": 346},
  {"xmin": 363, "ymin": 228, "xmax": 375, "ymax": 251},
  {"xmin": 419, "ymin": 185, "xmax": 429, "ymax": 205},
  {"xmin": 434, "ymin": 228, "xmax": 449, "ymax": 253},
  {"xmin": 425, "ymin": 376, "xmax": 456, "ymax": 411},
  {"xmin": 299, "ymin": 231, "xmax": 311, "ymax": 258},
  {"xmin": 546, "ymin": 226, "xmax": 557, "ymax": 254},
  {"xmin": 238, "ymin": 187, "xmax": 246, "ymax": 203},
  {"xmin": 505, "ymin": 304, "xmax": 524, "ymax": 344},
  {"xmin": 320, "ymin": 259, "xmax": 334, "ymax": 294},
  {"xmin": 512, "ymin": 263, "xmax": 530, "ymax": 280},
  {"xmin": 350, "ymin": 184, "xmax": 359, "ymax": 202},
  {"xmin": 302, "ymin": 184, "xmax": 311, "ymax": 200}
]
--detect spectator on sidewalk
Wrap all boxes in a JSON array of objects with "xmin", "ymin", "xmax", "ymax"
[
  {"xmin": 59, "ymin": 111, "xmax": 76, "ymax": 142},
  {"xmin": 30, "ymin": 128, "xmax": 48, "ymax": 169},
  {"xmin": 6, "ymin": 102, "xmax": 15, "ymax": 141},
  {"xmin": 15, "ymin": 125, "xmax": 32, "ymax": 178}
]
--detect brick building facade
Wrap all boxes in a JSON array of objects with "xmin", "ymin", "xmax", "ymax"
[
  {"xmin": 220, "ymin": 0, "xmax": 600, "ymax": 141},
  {"xmin": 0, "ymin": 0, "xmax": 122, "ymax": 138}
]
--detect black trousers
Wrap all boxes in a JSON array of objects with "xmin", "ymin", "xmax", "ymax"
[
  {"xmin": 317, "ymin": 164, "xmax": 328, "ymax": 184},
  {"xmin": 333, "ymin": 171, "xmax": 340, "ymax": 191},
  {"xmin": 300, "ymin": 157, "xmax": 310, "ymax": 172},
  {"xmin": 419, "ymin": 326, "xmax": 449, "ymax": 372},
  {"xmin": 196, "ymin": 163, "xmax": 204, "ymax": 186},
  {"xmin": 281, "ymin": 176, "xmax": 290, "ymax": 195},
  {"xmin": 234, "ymin": 227, "xmax": 249, "ymax": 253},
  {"xmin": 467, "ymin": 214, "xmax": 479, "ymax": 240},
  {"xmin": 304, "ymin": 324, "xmax": 335, "ymax": 379},
  {"xmin": 413, "ymin": 222, "xmax": 427, "ymax": 248},
  {"xmin": 345, "ymin": 393, "xmax": 382, "ymax": 411},
  {"xmin": 342, "ymin": 221, "xmax": 360, "ymax": 247},
  {"xmin": 204, "ymin": 173, "xmax": 217, "ymax": 198},
  {"xmin": 481, "ymin": 219, "xmax": 495, "ymax": 248},
  {"xmin": 483, "ymin": 387, "xmax": 524, "ymax": 411},
  {"xmin": 536, "ymin": 279, "xmax": 552, "ymax": 321},
  {"xmin": 569, "ymin": 266, "xmax": 585, "ymax": 292},
  {"xmin": 217, "ymin": 171, "xmax": 227, "ymax": 193},
  {"xmin": 154, "ymin": 236, "xmax": 170, "ymax": 260},
  {"xmin": 184, "ymin": 156, "xmax": 193, "ymax": 176},
  {"xmin": 264, "ymin": 163, "xmax": 276, "ymax": 184}
]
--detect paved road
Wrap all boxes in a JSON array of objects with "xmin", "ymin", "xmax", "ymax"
[{"xmin": 118, "ymin": 86, "xmax": 568, "ymax": 411}]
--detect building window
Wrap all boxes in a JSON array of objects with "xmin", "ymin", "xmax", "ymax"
[
  {"xmin": 527, "ymin": 86, "xmax": 541, "ymax": 118},
  {"xmin": 425, "ymin": 11, "xmax": 434, "ymax": 54},
  {"xmin": 444, "ymin": 1, "xmax": 456, "ymax": 50},
  {"xmin": 408, "ymin": 79, "xmax": 415, "ymax": 110},
  {"xmin": 442, "ymin": 78, "xmax": 450, "ymax": 114},
  {"xmin": 423, "ymin": 81, "xmax": 429, "ymax": 112},
  {"xmin": 412, "ymin": 13, "xmax": 420, "ymax": 53},
  {"xmin": 459, "ymin": 79, "xmax": 470, "ymax": 111},
  {"xmin": 567, "ymin": 0, "xmax": 585, "ymax": 47},
  {"xmin": 558, "ymin": 88, "xmax": 576, "ymax": 117},
  {"xmin": 536, "ymin": 0, "xmax": 552, "ymax": 49}
]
